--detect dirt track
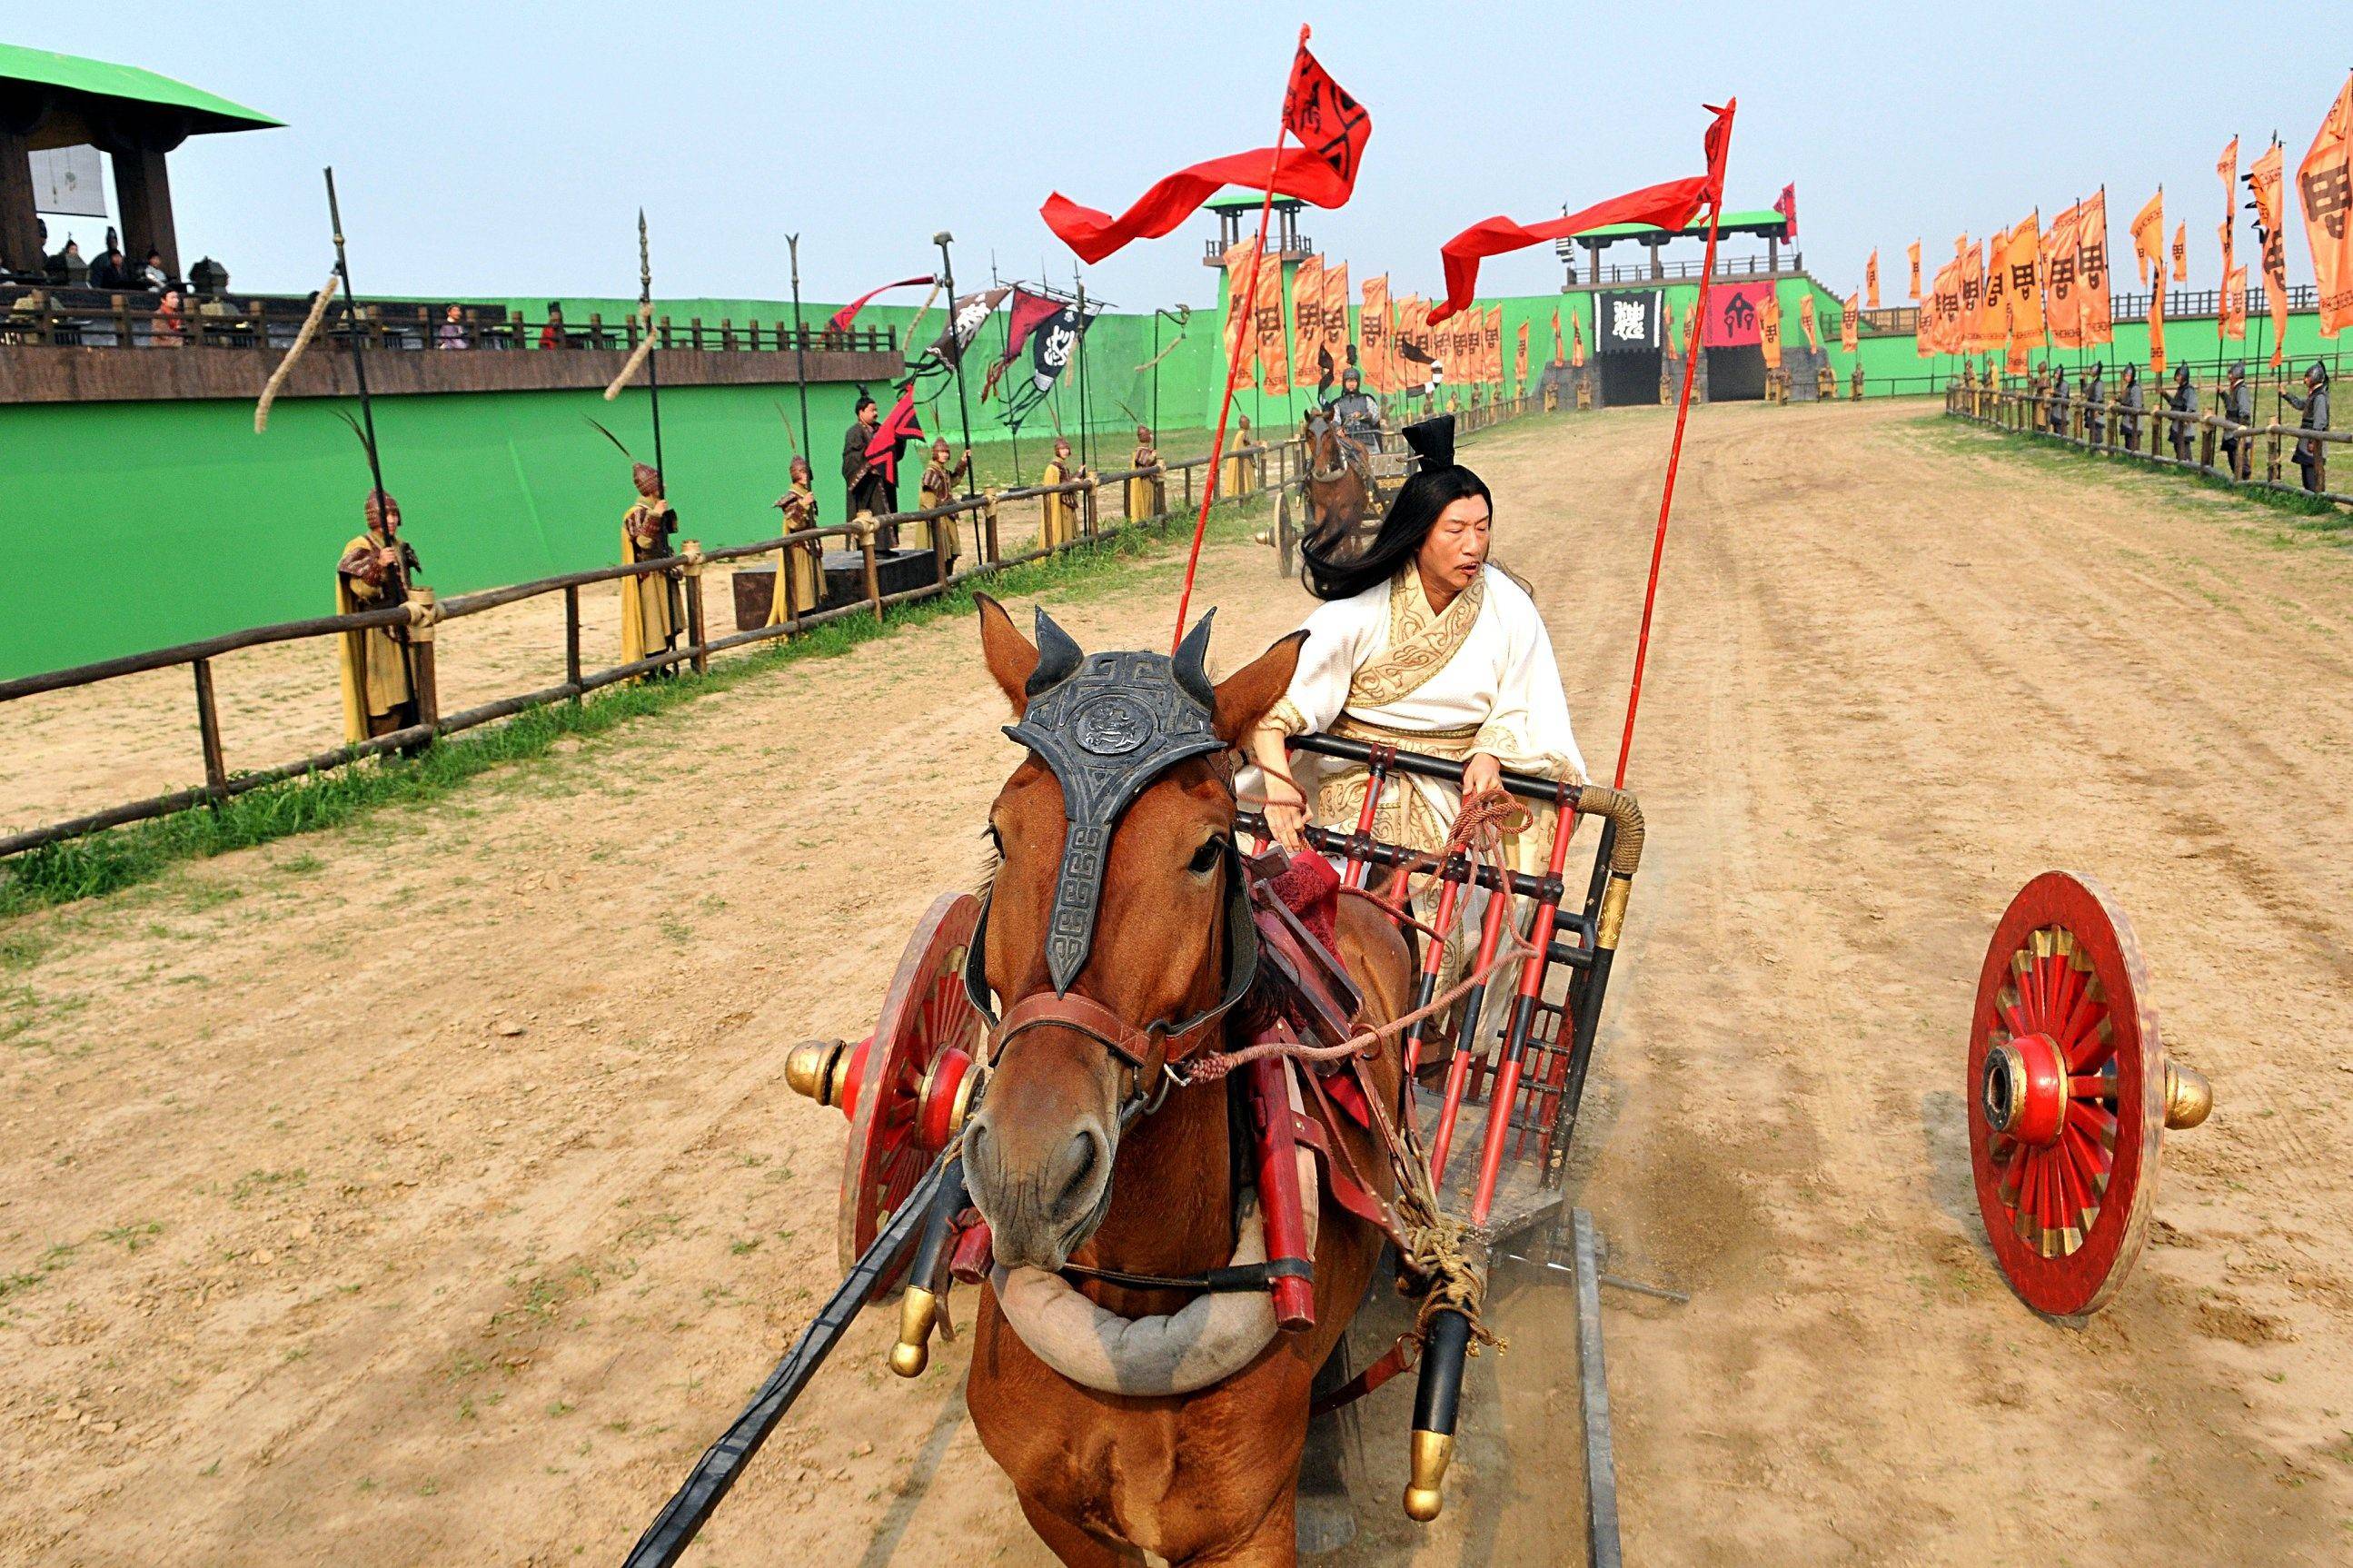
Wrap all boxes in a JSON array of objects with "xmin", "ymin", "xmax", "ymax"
[{"xmin": 5, "ymin": 402, "xmax": 2350, "ymax": 1565}]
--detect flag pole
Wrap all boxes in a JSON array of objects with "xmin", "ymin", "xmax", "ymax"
[
  {"xmin": 1611, "ymin": 101, "xmax": 1736, "ymax": 791},
  {"xmin": 1172, "ymin": 25, "xmax": 1306, "ymax": 650}
]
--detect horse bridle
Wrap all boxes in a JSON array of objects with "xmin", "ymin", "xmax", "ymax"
[{"xmin": 960, "ymin": 607, "xmax": 1262, "ymax": 1120}]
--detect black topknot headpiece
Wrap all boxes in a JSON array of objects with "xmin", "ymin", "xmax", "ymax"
[{"xmin": 1402, "ymin": 415, "xmax": 1455, "ymax": 472}]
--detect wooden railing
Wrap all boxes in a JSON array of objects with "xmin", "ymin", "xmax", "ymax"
[
  {"xmin": 0, "ymin": 438, "xmax": 1292, "ymax": 858},
  {"xmin": 1945, "ymin": 375, "xmax": 2351, "ymax": 506},
  {"xmin": 0, "ymin": 290, "xmax": 896, "ymax": 356}
]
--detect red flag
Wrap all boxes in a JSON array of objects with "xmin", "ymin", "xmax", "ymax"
[
  {"xmin": 1773, "ymin": 182, "xmax": 1798, "ymax": 239},
  {"xmin": 863, "ymin": 386, "xmax": 925, "ymax": 484},
  {"xmin": 1041, "ymin": 33, "xmax": 1369, "ymax": 264},
  {"xmin": 828, "ymin": 275, "xmax": 935, "ymax": 332},
  {"xmin": 1428, "ymin": 102, "xmax": 1730, "ymax": 323}
]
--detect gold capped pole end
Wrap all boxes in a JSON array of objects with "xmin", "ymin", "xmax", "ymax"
[
  {"xmin": 889, "ymin": 1286, "xmax": 939, "ymax": 1378},
  {"xmin": 1403, "ymin": 1430, "xmax": 1454, "ymax": 1523},
  {"xmin": 785, "ymin": 1040, "xmax": 844, "ymax": 1106},
  {"xmin": 2163, "ymin": 1060, "xmax": 2212, "ymax": 1130}
]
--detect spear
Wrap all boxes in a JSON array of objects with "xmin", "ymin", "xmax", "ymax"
[
  {"xmin": 640, "ymin": 210, "xmax": 665, "ymax": 481},
  {"xmin": 323, "ymin": 168, "xmax": 386, "ymax": 505}
]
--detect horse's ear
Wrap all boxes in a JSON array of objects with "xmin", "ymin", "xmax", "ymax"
[
  {"xmin": 977, "ymin": 594, "xmax": 1038, "ymax": 717},
  {"xmin": 1212, "ymin": 630, "xmax": 1308, "ymax": 744}
]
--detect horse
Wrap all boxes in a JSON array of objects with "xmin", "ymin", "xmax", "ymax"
[
  {"xmin": 1297, "ymin": 407, "xmax": 1375, "ymax": 563},
  {"xmin": 960, "ymin": 595, "xmax": 1415, "ymax": 1567}
]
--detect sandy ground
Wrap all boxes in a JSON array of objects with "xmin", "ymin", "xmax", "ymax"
[{"xmin": 4, "ymin": 402, "xmax": 2350, "ymax": 1566}]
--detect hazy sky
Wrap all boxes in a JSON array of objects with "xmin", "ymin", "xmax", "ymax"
[{"xmin": 19, "ymin": 2, "xmax": 2347, "ymax": 308}]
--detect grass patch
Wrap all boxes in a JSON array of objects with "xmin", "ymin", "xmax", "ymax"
[{"xmin": 0, "ymin": 498, "xmax": 1270, "ymax": 918}]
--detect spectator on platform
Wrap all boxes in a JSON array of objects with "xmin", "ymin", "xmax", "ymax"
[
  {"xmin": 538, "ymin": 302, "xmax": 566, "ymax": 351},
  {"xmin": 45, "ymin": 238, "xmax": 85, "ymax": 286},
  {"xmin": 141, "ymin": 249, "xmax": 168, "ymax": 291},
  {"xmin": 88, "ymin": 241, "xmax": 134, "ymax": 292},
  {"xmin": 151, "ymin": 289, "xmax": 186, "ymax": 348},
  {"xmin": 436, "ymin": 303, "xmax": 471, "ymax": 350}
]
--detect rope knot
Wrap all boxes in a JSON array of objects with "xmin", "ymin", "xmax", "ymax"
[{"xmin": 402, "ymin": 598, "xmax": 442, "ymax": 630}]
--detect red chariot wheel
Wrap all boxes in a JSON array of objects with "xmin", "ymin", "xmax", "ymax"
[
  {"xmin": 1967, "ymin": 871, "xmax": 2206, "ymax": 1321},
  {"xmin": 785, "ymin": 892, "xmax": 984, "ymax": 1298}
]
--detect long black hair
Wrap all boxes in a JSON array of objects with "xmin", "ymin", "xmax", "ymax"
[{"xmin": 1299, "ymin": 416, "xmax": 1490, "ymax": 600}]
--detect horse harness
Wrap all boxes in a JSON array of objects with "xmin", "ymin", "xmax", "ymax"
[{"xmin": 959, "ymin": 608, "xmax": 1414, "ymax": 1300}]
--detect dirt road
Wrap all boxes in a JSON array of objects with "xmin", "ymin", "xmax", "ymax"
[{"xmin": 5, "ymin": 402, "xmax": 2348, "ymax": 1565}]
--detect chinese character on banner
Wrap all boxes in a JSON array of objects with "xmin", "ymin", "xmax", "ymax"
[
  {"xmin": 1866, "ymin": 249, "xmax": 1881, "ymax": 310},
  {"xmin": 1291, "ymin": 253, "xmax": 1324, "ymax": 388},
  {"xmin": 2248, "ymin": 143, "xmax": 2291, "ymax": 363}
]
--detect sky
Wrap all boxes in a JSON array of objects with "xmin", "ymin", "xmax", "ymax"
[{"xmin": 17, "ymin": 1, "xmax": 2348, "ymax": 310}]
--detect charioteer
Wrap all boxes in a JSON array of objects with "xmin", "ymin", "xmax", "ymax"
[
  {"xmin": 335, "ymin": 490, "xmax": 423, "ymax": 743},
  {"xmin": 1246, "ymin": 416, "xmax": 1585, "ymax": 1010}
]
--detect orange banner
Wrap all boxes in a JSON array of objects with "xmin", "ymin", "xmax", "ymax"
[
  {"xmin": 1841, "ymin": 291, "xmax": 1860, "ymax": 355},
  {"xmin": 2005, "ymin": 216, "xmax": 2045, "ymax": 352},
  {"xmin": 1399, "ymin": 295, "xmax": 1431, "ymax": 390},
  {"xmin": 2298, "ymin": 70, "xmax": 2353, "ymax": 336},
  {"xmin": 1549, "ymin": 305, "xmax": 1564, "ymax": 366},
  {"xmin": 1358, "ymin": 273, "xmax": 1390, "ymax": 393},
  {"xmin": 1571, "ymin": 309, "xmax": 1585, "ymax": 367},
  {"xmin": 2221, "ymin": 263, "xmax": 2248, "ymax": 340},
  {"xmin": 1761, "ymin": 289, "xmax": 1783, "ymax": 370},
  {"xmin": 1866, "ymin": 249, "xmax": 1881, "ymax": 310},
  {"xmin": 1908, "ymin": 240, "xmax": 1922, "ymax": 301},
  {"xmin": 1799, "ymin": 292, "xmax": 1820, "ymax": 352},
  {"xmin": 2130, "ymin": 190, "xmax": 2164, "ymax": 285},
  {"xmin": 1975, "ymin": 228, "xmax": 2008, "ymax": 353},
  {"xmin": 1221, "ymin": 239, "xmax": 1259, "ymax": 390},
  {"xmin": 1252, "ymin": 247, "xmax": 1289, "ymax": 387},
  {"xmin": 2077, "ymin": 191, "xmax": 2114, "ymax": 347},
  {"xmin": 2219, "ymin": 134, "xmax": 2239, "ymax": 284},
  {"xmin": 1488, "ymin": 306, "xmax": 1504, "ymax": 384},
  {"xmin": 2249, "ymin": 143, "xmax": 2290, "ymax": 364},
  {"xmin": 2172, "ymin": 222, "xmax": 2188, "ymax": 283},
  {"xmin": 2042, "ymin": 203, "xmax": 2083, "ymax": 350},
  {"xmin": 1321, "ymin": 261, "xmax": 1350, "ymax": 383},
  {"xmin": 1957, "ymin": 236, "xmax": 1988, "ymax": 352},
  {"xmin": 1514, "ymin": 320, "xmax": 1530, "ymax": 390},
  {"xmin": 1290, "ymin": 254, "xmax": 1324, "ymax": 388}
]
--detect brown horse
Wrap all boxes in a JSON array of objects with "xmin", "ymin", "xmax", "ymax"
[
  {"xmin": 1297, "ymin": 408, "xmax": 1375, "ymax": 561},
  {"xmin": 962, "ymin": 597, "xmax": 1414, "ymax": 1567}
]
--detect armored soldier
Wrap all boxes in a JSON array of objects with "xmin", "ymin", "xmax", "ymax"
[
  {"xmin": 912, "ymin": 437, "xmax": 971, "ymax": 558},
  {"xmin": 2116, "ymin": 363, "xmax": 2143, "ymax": 452},
  {"xmin": 1816, "ymin": 362, "xmax": 1837, "ymax": 402},
  {"xmin": 2081, "ymin": 363, "xmax": 2105, "ymax": 445},
  {"xmin": 2045, "ymin": 363, "xmax": 2068, "ymax": 435},
  {"xmin": 769, "ymin": 454, "xmax": 820, "ymax": 624},
  {"xmin": 1329, "ymin": 365, "xmax": 1383, "ymax": 447},
  {"xmin": 1850, "ymin": 362, "xmax": 1864, "ymax": 401},
  {"xmin": 2281, "ymin": 362, "xmax": 2331, "ymax": 493},
  {"xmin": 2165, "ymin": 365, "xmax": 2198, "ymax": 461},
  {"xmin": 2219, "ymin": 362, "xmax": 2254, "ymax": 480},
  {"xmin": 1040, "ymin": 435, "xmax": 1088, "ymax": 549},
  {"xmin": 620, "ymin": 462, "xmax": 681, "ymax": 674},
  {"xmin": 1125, "ymin": 425, "xmax": 1163, "ymax": 521},
  {"xmin": 335, "ymin": 491, "xmax": 422, "ymax": 743}
]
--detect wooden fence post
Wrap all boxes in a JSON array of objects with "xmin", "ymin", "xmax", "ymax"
[
  {"xmin": 564, "ymin": 585, "xmax": 582, "ymax": 699},
  {"xmin": 406, "ymin": 588, "xmax": 441, "ymax": 734},
  {"xmin": 192, "ymin": 657, "xmax": 227, "ymax": 809},
  {"xmin": 681, "ymin": 542, "xmax": 709, "ymax": 674},
  {"xmin": 860, "ymin": 520, "xmax": 883, "ymax": 623},
  {"xmin": 983, "ymin": 491, "xmax": 1001, "ymax": 566}
]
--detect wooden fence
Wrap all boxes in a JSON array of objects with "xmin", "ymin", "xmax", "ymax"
[
  {"xmin": 1944, "ymin": 377, "xmax": 2353, "ymax": 508},
  {"xmin": 0, "ymin": 394, "xmax": 1540, "ymax": 859}
]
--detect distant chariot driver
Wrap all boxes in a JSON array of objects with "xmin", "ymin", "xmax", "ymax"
[{"xmin": 1246, "ymin": 417, "xmax": 1585, "ymax": 1006}]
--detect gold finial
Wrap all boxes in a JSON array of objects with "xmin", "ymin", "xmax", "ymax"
[
  {"xmin": 1403, "ymin": 1430, "xmax": 1453, "ymax": 1522},
  {"xmin": 889, "ymin": 1286, "xmax": 939, "ymax": 1378},
  {"xmin": 2163, "ymin": 1060, "xmax": 2212, "ymax": 1129}
]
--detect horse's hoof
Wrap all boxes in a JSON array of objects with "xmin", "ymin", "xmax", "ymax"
[{"xmin": 1295, "ymin": 1493, "xmax": 1358, "ymax": 1556}]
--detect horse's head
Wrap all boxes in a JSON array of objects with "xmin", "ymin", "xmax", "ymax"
[
  {"xmin": 1301, "ymin": 407, "xmax": 1341, "ymax": 464},
  {"xmin": 959, "ymin": 596, "xmax": 1302, "ymax": 1270}
]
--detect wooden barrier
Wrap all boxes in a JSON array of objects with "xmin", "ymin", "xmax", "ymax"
[{"xmin": 0, "ymin": 436, "xmax": 1284, "ymax": 859}]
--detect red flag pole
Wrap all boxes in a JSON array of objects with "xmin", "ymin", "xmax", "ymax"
[
  {"xmin": 1174, "ymin": 26, "xmax": 1307, "ymax": 650},
  {"xmin": 1613, "ymin": 102, "xmax": 1736, "ymax": 790}
]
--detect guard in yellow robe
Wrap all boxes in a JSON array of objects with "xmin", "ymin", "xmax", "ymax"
[
  {"xmin": 1039, "ymin": 436, "xmax": 1087, "ymax": 550},
  {"xmin": 1220, "ymin": 414, "xmax": 1254, "ymax": 499},
  {"xmin": 769, "ymin": 455, "xmax": 821, "ymax": 626},
  {"xmin": 911, "ymin": 437, "xmax": 970, "ymax": 559},
  {"xmin": 619, "ymin": 461, "xmax": 680, "ymax": 674},
  {"xmin": 1817, "ymin": 362, "xmax": 1837, "ymax": 402},
  {"xmin": 1126, "ymin": 424, "xmax": 1163, "ymax": 521},
  {"xmin": 336, "ymin": 490, "xmax": 422, "ymax": 743}
]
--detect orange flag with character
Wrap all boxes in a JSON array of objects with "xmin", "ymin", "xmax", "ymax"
[
  {"xmin": 2297, "ymin": 70, "xmax": 2353, "ymax": 335},
  {"xmin": 2248, "ymin": 143, "xmax": 2290, "ymax": 364}
]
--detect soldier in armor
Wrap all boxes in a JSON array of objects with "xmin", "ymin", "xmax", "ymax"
[
  {"xmin": 1816, "ymin": 362, "xmax": 1837, "ymax": 402},
  {"xmin": 2116, "ymin": 363, "xmax": 2142, "ymax": 452},
  {"xmin": 620, "ymin": 462, "xmax": 681, "ymax": 675},
  {"xmin": 769, "ymin": 455, "xmax": 820, "ymax": 624},
  {"xmin": 336, "ymin": 490, "xmax": 422, "ymax": 743},
  {"xmin": 2165, "ymin": 365, "xmax": 2197, "ymax": 461},
  {"xmin": 1850, "ymin": 362, "xmax": 1864, "ymax": 401},
  {"xmin": 1329, "ymin": 365, "xmax": 1381, "ymax": 449},
  {"xmin": 2080, "ymin": 363, "xmax": 2105, "ymax": 445},
  {"xmin": 2219, "ymin": 362, "xmax": 2253, "ymax": 480},
  {"xmin": 2281, "ymin": 362, "xmax": 2331, "ymax": 492},
  {"xmin": 2045, "ymin": 363, "xmax": 2068, "ymax": 435}
]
